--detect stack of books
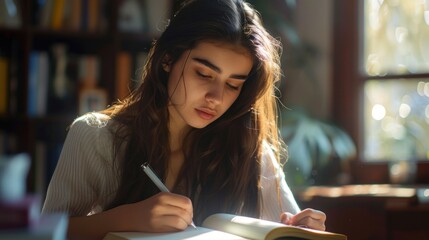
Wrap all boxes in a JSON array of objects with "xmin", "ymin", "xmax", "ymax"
[{"xmin": 0, "ymin": 153, "xmax": 68, "ymax": 240}]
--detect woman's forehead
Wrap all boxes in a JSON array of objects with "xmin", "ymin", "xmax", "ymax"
[
  {"xmin": 189, "ymin": 41, "xmax": 253, "ymax": 74},
  {"xmin": 193, "ymin": 38, "xmax": 246, "ymax": 52}
]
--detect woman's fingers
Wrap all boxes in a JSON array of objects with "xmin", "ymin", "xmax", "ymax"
[
  {"xmin": 153, "ymin": 192, "xmax": 194, "ymax": 225},
  {"xmin": 156, "ymin": 192, "xmax": 194, "ymax": 219},
  {"xmin": 127, "ymin": 192, "xmax": 194, "ymax": 232},
  {"xmin": 281, "ymin": 208, "xmax": 326, "ymax": 231},
  {"xmin": 280, "ymin": 212, "xmax": 294, "ymax": 225},
  {"xmin": 293, "ymin": 215, "xmax": 326, "ymax": 231},
  {"xmin": 150, "ymin": 215, "xmax": 191, "ymax": 232}
]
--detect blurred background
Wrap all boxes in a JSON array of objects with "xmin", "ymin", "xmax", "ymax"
[{"xmin": 0, "ymin": 0, "xmax": 428, "ymax": 239}]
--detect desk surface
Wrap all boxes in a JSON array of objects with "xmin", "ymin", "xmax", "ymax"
[
  {"xmin": 294, "ymin": 184, "xmax": 429, "ymax": 240},
  {"xmin": 295, "ymin": 184, "xmax": 429, "ymax": 203}
]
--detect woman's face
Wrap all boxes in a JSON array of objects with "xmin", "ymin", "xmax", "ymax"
[{"xmin": 166, "ymin": 40, "xmax": 253, "ymax": 130}]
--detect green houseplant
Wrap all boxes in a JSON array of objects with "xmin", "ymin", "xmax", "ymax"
[{"xmin": 280, "ymin": 109, "xmax": 356, "ymax": 187}]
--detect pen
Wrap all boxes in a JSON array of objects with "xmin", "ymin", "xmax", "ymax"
[{"xmin": 141, "ymin": 162, "xmax": 197, "ymax": 229}]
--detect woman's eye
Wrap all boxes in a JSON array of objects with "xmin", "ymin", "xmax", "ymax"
[
  {"xmin": 226, "ymin": 83, "xmax": 240, "ymax": 91},
  {"xmin": 197, "ymin": 71, "xmax": 211, "ymax": 79}
]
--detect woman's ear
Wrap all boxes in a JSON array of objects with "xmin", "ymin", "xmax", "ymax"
[
  {"xmin": 162, "ymin": 55, "xmax": 172, "ymax": 72},
  {"xmin": 162, "ymin": 62, "xmax": 171, "ymax": 72}
]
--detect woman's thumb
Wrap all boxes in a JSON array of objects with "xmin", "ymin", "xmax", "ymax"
[{"xmin": 280, "ymin": 212, "xmax": 294, "ymax": 225}]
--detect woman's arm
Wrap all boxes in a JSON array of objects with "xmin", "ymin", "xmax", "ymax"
[
  {"xmin": 43, "ymin": 114, "xmax": 120, "ymax": 215},
  {"xmin": 260, "ymin": 143, "xmax": 326, "ymax": 231},
  {"xmin": 42, "ymin": 114, "xmax": 194, "ymax": 238},
  {"xmin": 67, "ymin": 192, "xmax": 194, "ymax": 239},
  {"xmin": 259, "ymin": 142, "xmax": 300, "ymax": 220}
]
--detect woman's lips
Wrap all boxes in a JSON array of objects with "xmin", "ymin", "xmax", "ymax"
[{"xmin": 195, "ymin": 108, "xmax": 216, "ymax": 120}]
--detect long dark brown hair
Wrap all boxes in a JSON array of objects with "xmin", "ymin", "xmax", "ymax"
[{"xmin": 102, "ymin": 0, "xmax": 284, "ymax": 225}]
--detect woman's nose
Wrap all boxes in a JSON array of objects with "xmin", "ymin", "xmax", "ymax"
[{"xmin": 205, "ymin": 82, "xmax": 223, "ymax": 105}]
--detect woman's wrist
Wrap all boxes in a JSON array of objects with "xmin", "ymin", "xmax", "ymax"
[{"xmin": 67, "ymin": 207, "xmax": 126, "ymax": 239}]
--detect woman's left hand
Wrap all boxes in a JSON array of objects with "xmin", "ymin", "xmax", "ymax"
[{"xmin": 280, "ymin": 208, "xmax": 326, "ymax": 231}]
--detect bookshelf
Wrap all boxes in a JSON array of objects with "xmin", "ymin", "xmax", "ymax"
[{"xmin": 0, "ymin": 0, "xmax": 172, "ymax": 196}]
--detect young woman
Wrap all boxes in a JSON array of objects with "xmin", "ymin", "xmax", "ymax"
[{"xmin": 42, "ymin": 0, "xmax": 326, "ymax": 239}]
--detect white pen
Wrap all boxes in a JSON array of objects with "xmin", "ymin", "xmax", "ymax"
[{"xmin": 141, "ymin": 162, "xmax": 197, "ymax": 229}]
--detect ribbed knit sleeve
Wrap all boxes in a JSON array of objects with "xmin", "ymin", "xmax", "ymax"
[
  {"xmin": 259, "ymin": 143, "xmax": 300, "ymax": 221},
  {"xmin": 42, "ymin": 113, "xmax": 120, "ymax": 216}
]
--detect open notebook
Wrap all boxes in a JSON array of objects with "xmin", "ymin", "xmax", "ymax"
[{"xmin": 103, "ymin": 213, "xmax": 347, "ymax": 240}]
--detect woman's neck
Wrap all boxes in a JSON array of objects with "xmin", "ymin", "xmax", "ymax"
[
  {"xmin": 166, "ymin": 107, "xmax": 192, "ymax": 190},
  {"xmin": 168, "ymin": 106, "xmax": 191, "ymax": 153}
]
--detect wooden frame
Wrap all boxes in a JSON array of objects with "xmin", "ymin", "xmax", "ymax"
[{"xmin": 332, "ymin": 0, "xmax": 429, "ymax": 184}]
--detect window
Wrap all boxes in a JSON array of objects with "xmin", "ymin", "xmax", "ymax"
[
  {"xmin": 333, "ymin": 0, "xmax": 429, "ymax": 183},
  {"xmin": 363, "ymin": 0, "xmax": 429, "ymax": 162}
]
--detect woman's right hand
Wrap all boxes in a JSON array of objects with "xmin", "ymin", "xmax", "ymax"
[
  {"xmin": 67, "ymin": 192, "xmax": 194, "ymax": 239},
  {"xmin": 114, "ymin": 192, "xmax": 194, "ymax": 232}
]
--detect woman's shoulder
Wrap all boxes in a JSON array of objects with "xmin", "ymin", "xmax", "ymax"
[
  {"xmin": 260, "ymin": 141, "xmax": 284, "ymax": 178},
  {"xmin": 70, "ymin": 112, "xmax": 120, "ymax": 134},
  {"xmin": 72, "ymin": 112, "xmax": 111, "ymax": 128},
  {"xmin": 67, "ymin": 112, "xmax": 118, "ymax": 147},
  {"xmin": 66, "ymin": 112, "xmax": 120, "ymax": 165}
]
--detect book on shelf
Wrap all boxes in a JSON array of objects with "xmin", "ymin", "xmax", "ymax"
[
  {"xmin": 27, "ymin": 51, "xmax": 49, "ymax": 117},
  {"xmin": 27, "ymin": 43, "xmax": 105, "ymax": 116},
  {"xmin": 103, "ymin": 213, "xmax": 347, "ymax": 240},
  {"xmin": 78, "ymin": 55, "xmax": 99, "ymax": 89},
  {"xmin": 37, "ymin": 0, "xmax": 104, "ymax": 31},
  {"xmin": 116, "ymin": 51, "xmax": 132, "ymax": 100},
  {"xmin": 38, "ymin": 0, "xmax": 54, "ymax": 29},
  {"xmin": 37, "ymin": 52, "xmax": 49, "ymax": 116},
  {"xmin": 87, "ymin": 0, "xmax": 100, "ymax": 32},
  {"xmin": 50, "ymin": 0, "xmax": 65, "ymax": 30},
  {"xmin": 68, "ymin": 0, "xmax": 82, "ymax": 31},
  {"xmin": 27, "ymin": 52, "xmax": 39, "ymax": 116}
]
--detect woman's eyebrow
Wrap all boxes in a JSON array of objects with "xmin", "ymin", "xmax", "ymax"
[
  {"xmin": 192, "ymin": 57, "xmax": 248, "ymax": 80},
  {"xmin": 192, "ymin": 57, "xmax": 221, "ymax": 73}
]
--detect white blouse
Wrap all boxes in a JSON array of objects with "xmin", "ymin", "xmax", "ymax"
[{"xmin": 42, "ymin": 113, "xmax": 300, "ymax": 221}]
